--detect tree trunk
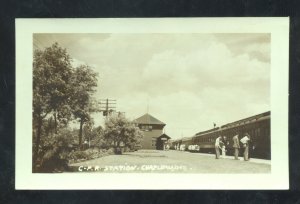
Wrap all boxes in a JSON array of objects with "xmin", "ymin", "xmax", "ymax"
[
  {"xmin": 79, "ymin": 118, "xmax": 83, "ymax": 148},
  {"xmin": 33, "ymin": 116, "xmax": 42, "ymax": 169},
  {"xmin": 54, "ymin": 112, "xmax": 57, "ymax": 134}
]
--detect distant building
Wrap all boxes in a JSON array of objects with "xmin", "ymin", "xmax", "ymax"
[{"xmin": 134, "ymin": 113, "xmax": 171, "ymax": 150}]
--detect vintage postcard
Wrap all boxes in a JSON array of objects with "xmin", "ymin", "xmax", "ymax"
[{"xmin": 15, "ymin": 18, "xmax": 289, "ymax": 189}]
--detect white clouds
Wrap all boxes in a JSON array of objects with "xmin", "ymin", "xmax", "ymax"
[
  {"xmin": 34, "ymin": 33, "xmax": 270, "ymax": 139},
  {"xmin": 214, "ymin": 33, "xmax": 271, "ymax": 62},
  {"xmin": 139, "ymin": 38, "xmax": 269, "ymax": 96}
]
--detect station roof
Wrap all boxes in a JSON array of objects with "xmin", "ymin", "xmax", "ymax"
[
  {"xmin": 158, "ymin": 133, "xmax": 171, "ymax": 139},
  {"xmin": 134, "ymin": 113, "xmax": 166, "ymax": 125}
]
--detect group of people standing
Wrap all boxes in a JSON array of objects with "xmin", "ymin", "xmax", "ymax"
[{"xmin": 215, "ymin": 132, "xmax": 251, "ymax": 161}]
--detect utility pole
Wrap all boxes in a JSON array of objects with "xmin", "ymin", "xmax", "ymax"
[{"xmin": 99, "ymin": 99, "xmax": 116, "ymax": 119}]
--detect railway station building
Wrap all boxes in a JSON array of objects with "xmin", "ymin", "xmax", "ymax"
[{"xmin": 134, "ymin": 113, "xmax": 171, "ymax": 150}]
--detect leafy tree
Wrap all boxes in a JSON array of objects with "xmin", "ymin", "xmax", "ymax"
[
  {"xmin": 89, "ymin": 125, "xmax": 107, "ymax": 148},
  {"xmin": 70, "ymin": 65, "xmax": 98, "ymax": 147},
  {"xmin": 36, "ymin": 43, "xmax": 73, "ymax": 133},
  {"xmin": 33, "ymin": 43, "xmax": 73, "ymax": 162},
  {"xmin": 33, "ymin": 42, "xmax": 101, "ymax": 171},
  {"xmin": 104, "ymin": 114, "xmax": 143, "ymax": 153},
  {"xmin": 33, "ymin": 43, "xmax": 99, "ymax": 165},
  {"xmin": 83, "ymin": 119, "xmax": 94, "ymax": 140}
]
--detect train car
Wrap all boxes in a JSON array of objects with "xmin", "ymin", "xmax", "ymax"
[
  {"xmin": 187, "ymin": 144, "xmax": 200, "ymax": 152},
  {"xmin": 192, "ymin": 127, "xmax": 220, "ymax": 154},
  {"xmin": 180, "ymin": 137, "xmax": 193, "ymax": 151},
  {"xmin": 171, "ymin": 137, "xmax": 197, "ymax": 152},
  {"xmin": 192, "ymin": 111, "xmax": 271, "ymax": 159},
  {"xmin": 170, "ymin": 139, "xmax": 182, "ymax": 150}
]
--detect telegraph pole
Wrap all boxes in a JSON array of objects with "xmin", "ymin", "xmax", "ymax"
[{"xmin": 99, "ymin": 99, "xmax": 116, "ymax": 119}]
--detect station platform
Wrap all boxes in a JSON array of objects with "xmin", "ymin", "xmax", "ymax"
[{"xmin": 183, "ymin": 151, "xmax": 271, "ymax": 165}]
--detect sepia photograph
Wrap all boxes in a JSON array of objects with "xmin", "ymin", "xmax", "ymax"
[
  {"xmin": 32, "ymin": 33, "xmax": 271, "ymax": 174},
  {"xmin": 15, "ymin": 18, "xmax": 289, "ymax": 189}
]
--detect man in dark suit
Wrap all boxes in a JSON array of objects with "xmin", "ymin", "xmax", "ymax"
[{"xmin": 232, "ymin": 133, "xmax": 240, "ymax": 160}]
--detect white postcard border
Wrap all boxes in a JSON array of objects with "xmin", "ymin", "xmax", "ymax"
[{"xmin": 15, "ymin": 18, "xmax": 289, "ymax": 189}]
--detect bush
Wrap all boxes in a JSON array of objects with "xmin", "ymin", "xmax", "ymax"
[
  {"xmin": 39, "ymin": 146, "xmax": 69, "ymax": 173},
  {"xmin": 37, "ymin": 129, "xmax": 74, "ymax": 173},
  {"xmin": 39, "ymin": 152, "xmax": 69, "ymax": 173},
  {"xmin": 68, "ymin": 148, "xmax": 115, "ymax": 164},
  {"xmin": 114, "ymin": 147, "xmax": 122, "ymax": 155},
  {"xmin": 106, "ymin": 148, "xmax": 114, "ymax": 155},
  {"xmin": 68, "ymin": 150, "xmax": 89, "ymax": 160},
  {"xmin": 84, "ymin": 148, "xmax": 100, "ymax": 159}
]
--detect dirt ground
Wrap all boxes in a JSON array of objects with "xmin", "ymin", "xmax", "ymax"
[{"xmin": 68, "ymin": 150, "xmax": 271, "ymax": 173}]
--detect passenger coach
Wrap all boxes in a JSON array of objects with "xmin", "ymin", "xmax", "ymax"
[{"xmin": 171, "ymin": 111, "xmax": 271, "ymax": 159}]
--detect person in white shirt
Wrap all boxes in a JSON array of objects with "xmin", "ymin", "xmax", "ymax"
[
  {"xmin": 215, "ymin": 136, "xmax": 222, "ymax": 159},
  {"xmin": 221, "ymin": 145, "xmax": 226, "ymax": 157},
  {"xmin": 240, "ymin": 133, "xmax": 251, "ymax": 161}
]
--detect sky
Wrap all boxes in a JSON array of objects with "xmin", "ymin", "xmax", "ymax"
[{"xmin": 33, "ymin": 33, "xmax": 270, "ymax": 139}]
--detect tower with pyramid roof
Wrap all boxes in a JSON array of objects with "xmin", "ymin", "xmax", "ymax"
[{"xmin": 134, "ymin": 113, "xmax": 169, "ymax": 149}]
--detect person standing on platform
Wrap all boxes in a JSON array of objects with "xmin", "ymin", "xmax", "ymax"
[
  {"xmin": 232, "ymin": 133, "xmax": 240, "ymax": 160},
  {"xmin": 221, "ymin": 145, "xmax": 226, "ymax": 157},
  {"xmin": 215, "ymin": 136, "xmax": 222, "ymax": 159},
  {"xmin": 222, "ymin": 136, "xmax": 229, "ymax": 157},
  {"xmin": 240, "ymin": 133, "xmax": 251, "ymax": 161}
]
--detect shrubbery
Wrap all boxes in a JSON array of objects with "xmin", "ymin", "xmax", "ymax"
[
  {"xmin": 68, "ymin": 148, "xmax": 114, "ymax": 164},
  {"xmin": 38, "ymin": 133, "xmax": 72, "ymax": 173},
  {"xmin": 68, "ymin": 150, "xmax": 89, "ymax": 161},
  {"xmin": 34, "ymin": 126, "xmax": 116, "ymax": 172}
]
